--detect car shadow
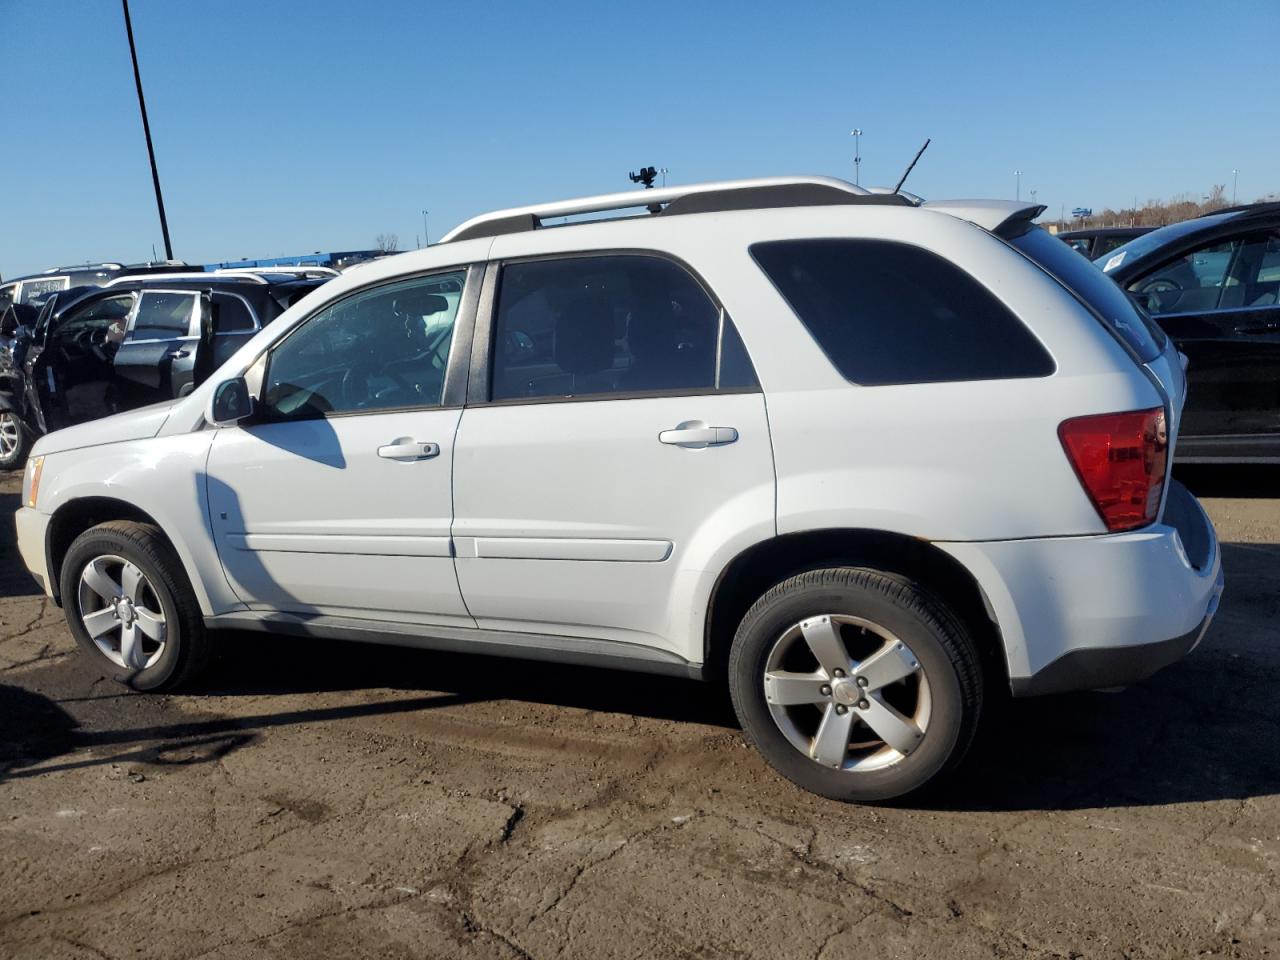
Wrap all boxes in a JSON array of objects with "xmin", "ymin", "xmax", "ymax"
[
  {"xmin": 0, "ymin": 490, "xmax": 41, "ymax": 599},
  {"xmin": 1175, "ymin": 463, "xmax": 1280, "ymax": 499},
  {"xmin": 934, "ymin": 539, "xmax": 1280, "ymax": 811},
  {"xmin": 1, "ymin": 471, "xmax": 1275, "ymax": 809}
]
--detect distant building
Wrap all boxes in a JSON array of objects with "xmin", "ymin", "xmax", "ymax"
[{"xmin": 204, "ymin": 250, "xmax": 382, "ymax": 271}]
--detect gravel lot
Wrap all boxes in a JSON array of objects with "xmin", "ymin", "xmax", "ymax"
[{"xmin": 1, "ymin": 467, "xmax": 1277, "ymax": 959}]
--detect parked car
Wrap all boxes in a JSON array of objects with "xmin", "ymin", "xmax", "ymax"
[
  {"xmin": 1097, "ymin": 202, "xmax": 1280, "ymax": 462},
  {"xmin": 1057, "ymin": 226, "xmax": 1152, "ymax": 259},
  {"xmin": 14, "ymin": 176, "xmax": 1221, "ymax": 801},
  {"xmin": 0, "ymin": 261, "xmax": 198, "ymax": 315},
  {"xmin": 0, "ymin": 272, "xmax": 328, "ymax": 468}
]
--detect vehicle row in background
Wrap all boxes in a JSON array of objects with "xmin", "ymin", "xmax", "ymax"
[
  {"xmin": 0, "ymin": 270, "xmax": 328, "ymax": 468},
  {"xmin": 0, "ymin": 261, "xmax": 195, "ymax": 312},
  {"xmin": 1057, "ymin": 225, "xmax": 1152, "ymax": 259},
  {"xmin": 1098, "ymin": 202, "xmax": 1280, "ymax": 463}
]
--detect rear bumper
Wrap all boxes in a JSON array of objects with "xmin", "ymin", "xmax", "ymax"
[
  {"xmin": 15, "ymin": 506, "xmax": 53, "ymax": 597},
  {"xmin": 937, "ymin": 482, "xmax": 1223, "ymax": 696}
]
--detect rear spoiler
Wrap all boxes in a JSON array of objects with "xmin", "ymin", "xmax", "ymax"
[{"xmin": 922, "ymin": 200, "xmax": 1048, "ymax": 238}]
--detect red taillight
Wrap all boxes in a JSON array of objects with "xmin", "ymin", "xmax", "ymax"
[{"xmin": 1058, "ymin": 407, "xmax": 1168, "ymax": 532}]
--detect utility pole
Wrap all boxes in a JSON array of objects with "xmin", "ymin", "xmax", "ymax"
[
  {"xmin": 422, "ymin": 210, "xmax": 429, "ymax": 246},
  {"xmin": 850, "ymin": 129, "xmax": 862, "ymax": 186},
  {"xmin": 121, "ymin": 0, "xmax": 173, "ymax": 260}
]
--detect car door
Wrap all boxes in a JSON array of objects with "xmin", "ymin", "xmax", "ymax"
[
  {"xmin": 450, "ymin": 251, "xmax": 775, "ymax": 659},
  {"xmin": 1131, "ymin": 229, "xmax": 1280, "ymax": 457},
  {"xmin": 112, "ymin": 288, "xmax": 205, "ymax": 410},
  {"xmin": 204, "ymin": 266, "xmax": 477, "ymax": 624},
  {"xmin": 31, "ymin": 291, "xmax": 136, "ymax": 430}
]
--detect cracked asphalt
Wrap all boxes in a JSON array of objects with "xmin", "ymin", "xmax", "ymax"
[{"xmin": 1, "ymin": 467, "xmax": 1277, "ymax": 959}]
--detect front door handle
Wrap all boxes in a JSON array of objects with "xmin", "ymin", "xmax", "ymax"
[
  {"xmin": 377, "ymin": 438, "xmax": 440, "ymax": 461},
  {"xmin": 658, "ymin": 420, "xmax": 738, "ymax": 449}
]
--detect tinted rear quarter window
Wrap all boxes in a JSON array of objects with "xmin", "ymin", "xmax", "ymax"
[{"xmin": 751, "ymin": 239, "xmax": 1055, "ymax": 385}]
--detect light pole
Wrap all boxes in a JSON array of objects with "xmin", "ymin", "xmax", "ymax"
[
  {"xmin": 1014, "ymin": 169, "xmax": 1022, "ymax": 201},
  {"xmin": 850, "ymin": 129, "xmax": 862, "ymax": 186},
  {"xmin": 658, "ymin": 167, "xmax": 669, "ymax": 187},
  {"xmin": 1232, "ymin": 169, "xmax": 1239, "ymax": 205},
  {"xmin": 121, "ymin": 0, "xmax": 173, "ymax": 260},
  {"xmin": 422, "ymin": 210, "xmax": 429, "ymax": 246}
]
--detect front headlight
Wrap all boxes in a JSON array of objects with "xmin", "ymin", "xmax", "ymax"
[{"xmin": 23, "ymin": 455, "xmax": 44, "ymax": 508}]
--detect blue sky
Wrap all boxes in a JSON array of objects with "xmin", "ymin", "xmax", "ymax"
[{"xmin": 2, "ymin": 0, "xmax": 1276, "ymax": 277}]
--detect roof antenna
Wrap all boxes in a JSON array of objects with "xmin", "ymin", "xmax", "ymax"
[{"xmin": 893, "ymin": 138, "xmax": 931, "ymax": 195}]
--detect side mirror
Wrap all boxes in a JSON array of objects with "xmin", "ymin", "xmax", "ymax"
[{"xmin": 207, "ymin": 376, "xmax": 254, "ymax": 427}]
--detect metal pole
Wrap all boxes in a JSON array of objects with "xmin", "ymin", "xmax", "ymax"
[
  {"xmin": 121, "ymin": 0, "xmax": 173, "ymax": 260},
  {"xmin": 851, "ymin": 129, "xmax": 862, "ymax": 186},
  {"xmin": 422, "ymin": 209, "xmax": 429, "ymax": 246},
  {"xmin": 1014, "ymin": 169, "xmax": 1022, "ymax": 201},
  {"xmin": 1232, "ymin": 169, "xmax": 1238, "ymax": 205}
]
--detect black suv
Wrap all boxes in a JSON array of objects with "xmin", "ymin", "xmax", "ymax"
[
  {"xmin": 0, "ymin": 272, "xmax": 327, "ymax": 468},
  {"xmin": 1098, "ymin": 202, "xmax": 1280, "ymax": 463}
]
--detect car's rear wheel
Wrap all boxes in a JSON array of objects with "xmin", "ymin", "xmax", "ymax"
[
  {"xmin": 0, "ymin": 411, "xmax": 31, "ymax": 471},
  {"xmin": 729, "ymin": 567, "xmax": 982, "ymax": 802},
  {"xmin": 60, "ymin": 521, "xmax": 211, "ymax": 691}
]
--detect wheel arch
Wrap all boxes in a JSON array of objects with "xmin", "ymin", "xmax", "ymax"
[
  {"xmin": 47, "ymin": 498, "xmax": 177, "ymax": 605},
  {"xmin": 703, "ymin": 528, "xmax": 1009, "ymax": 691}
]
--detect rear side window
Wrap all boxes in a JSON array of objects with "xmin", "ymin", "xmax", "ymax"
[
  {"xmin": 131, "ymin": 291, "xmax": 196, "ymax": 339},
  {"xmin": 491, "ymin": 254, "xmax": 758, "ymax": 401},
  {"xmin": 212, "ymin": 292, "xmax": 256, "ymax": 332},
  {"xmin": 751, "ymin": 239, "xmax": 1054, "ymax": 385}
]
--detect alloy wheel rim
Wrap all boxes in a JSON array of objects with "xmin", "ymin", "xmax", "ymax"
[
  {"xmin": 762, "ymin": 614, "xmax": 931, "ymax": 772},
  {"xmin": 77, "ymin": 554, "xmax": 167, "ymax": 671},
  {"xmin": 0, "ymin": 413, "xmax": 19, "ymax": 460}
]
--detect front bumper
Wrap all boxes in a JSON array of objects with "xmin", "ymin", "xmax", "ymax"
[
  {"xmin": 938, "ymin": 481, "xmax": 1223, "ymax": 696},
  {"xmin": 15, "ymin": 506, "xmax": 53, "ymax": 597}
]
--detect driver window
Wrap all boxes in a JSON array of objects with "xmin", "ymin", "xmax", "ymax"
[
  {"xmin": 262, "ymin": 270, "xmax": 465, "ymax": 420},
  {"xmin": 1130, "ymin": 235, "xmax": 1277, "ymax": 315},
  {"xmin": 50, "ymin": 295, "xmax": 135, "ymax": 351}
]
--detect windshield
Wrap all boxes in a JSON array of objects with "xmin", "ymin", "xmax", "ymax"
[
  {"xmin": 1010, "ymin": 225, "xmax": 1166, "ymax": 363},
  {"xmin": 1094, "ymin": 212, "xmax": 1237, "ymax": 273}
]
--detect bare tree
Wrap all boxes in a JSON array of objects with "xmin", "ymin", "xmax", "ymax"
[{"xmin": 374, "ymin": 233, "xmax": 399, "ymax": 253}]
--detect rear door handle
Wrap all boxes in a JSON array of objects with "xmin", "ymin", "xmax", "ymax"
[
  {"xmin": 658, "ymin": 420, "xmax": 738, "ymax": 449},
  {"xmin": 377, "ymin": 438, "xmax": 440, "ymax": 461}
]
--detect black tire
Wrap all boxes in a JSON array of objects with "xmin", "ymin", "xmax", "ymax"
[
  {"xmin": 0, "ymin": 411, "xmax": 31, "ymax": 471},
  {"xmin": 60, "ymin": 520, "xmax": 211, "ymax": 691},
  {"xmin": 728, "ymin": 567, "xmax": 983, "ymax": 803}
]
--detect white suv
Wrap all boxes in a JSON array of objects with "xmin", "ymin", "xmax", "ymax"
[{"xmin": 14, "ymin": 177, "xmax": 1223, "ymax": 801}]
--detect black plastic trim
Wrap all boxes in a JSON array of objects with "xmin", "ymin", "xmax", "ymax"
[
  {"xmin": 1010, "ymin": 618, "xmax": 1206, "ymax": 697},
  {"xmin": 449, "ymin": 213, "xmax": 540, "ymax": 243},
  {"xmin": 659, "ymin": 184, "xmax": 913, "ymax": 217},
  {"xmin": 205, "ymin": 611, "xmax": 704, "ymax": 680}
]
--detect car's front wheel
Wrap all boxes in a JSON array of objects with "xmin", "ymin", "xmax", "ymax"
[
  {"xmin": 0, "ymin": 411, "xmax": 31, "ymax": 471},
  {"xmin": 60, "ymin": 521, "xmax": 211, "ymax": 691},
  {"xmin": 729, "ymin": 567, "xmax": 983, "ymax": 802}
]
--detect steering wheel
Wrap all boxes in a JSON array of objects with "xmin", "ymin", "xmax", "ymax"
[{"xmin": 1138, "ymin": 277, "xmax": 1182, "ymax": 313}]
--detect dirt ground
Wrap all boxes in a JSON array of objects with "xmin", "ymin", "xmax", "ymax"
[{"xmin": 0, "ymin": 467, "xmax": 1276, "ymax": 960}]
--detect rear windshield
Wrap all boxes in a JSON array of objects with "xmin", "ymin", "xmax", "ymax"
[{"xmin": 1009, "ymin": 225, "xmax": 1165, "ymax": 363}]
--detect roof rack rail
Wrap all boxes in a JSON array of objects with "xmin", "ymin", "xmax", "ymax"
[
  {"xmin": 104, "ymin": 271, "xmax": 268, "ymax": 287},
  {"xmin": 440, "ymin": 175, "xmax": 910, "ymax": 244},
  {"xmin": 213, "ymin": 265, "xmax": 339, "ymax": 278}
]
